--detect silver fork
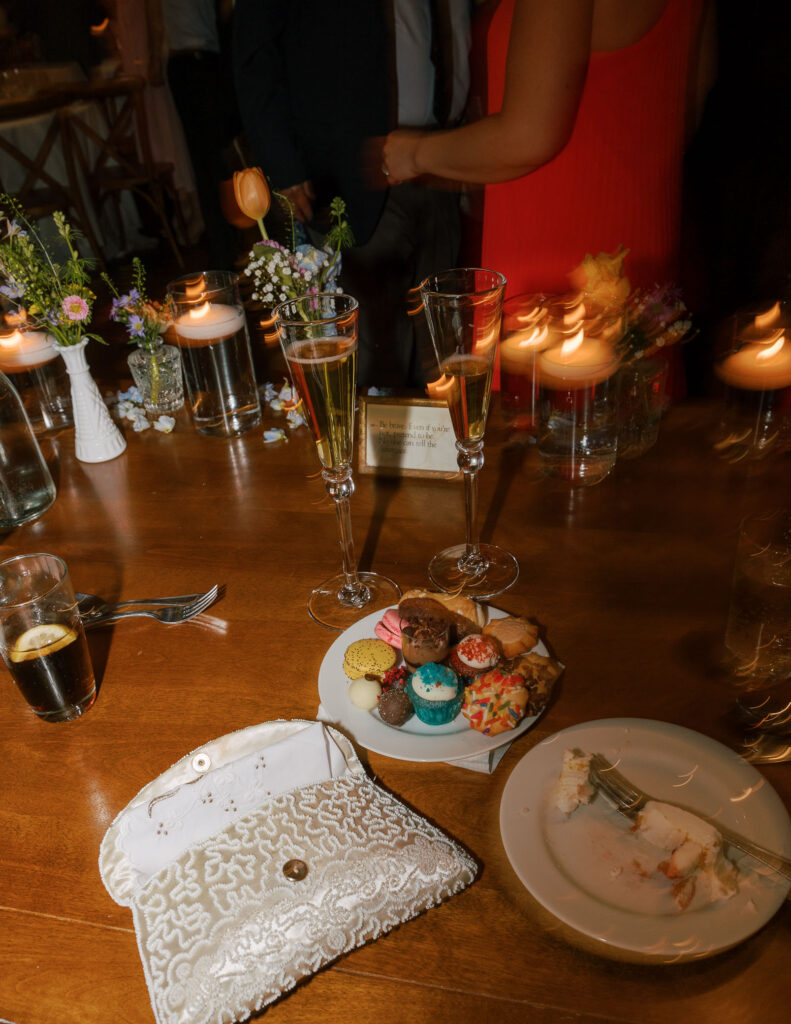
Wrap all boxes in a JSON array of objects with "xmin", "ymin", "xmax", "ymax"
[
  {"xmin": 81, "ymin": 585, "xmax": 222, "ymax": 628},
  {"xmin": 589, "ymin": 753, "xmax": 791, "ymax": 883},
  {"xmin": 76, "ymin": 591, "xmax": 207, "ymax": 615}
]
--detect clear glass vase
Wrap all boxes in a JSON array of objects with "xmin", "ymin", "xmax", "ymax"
[
  {"xmin": 128, "ymin": 343, "xmax": 184, "ymax": 415},
  {"xmin": 616, "ymin": 354, "xmax": 668, "ymax": 460}
]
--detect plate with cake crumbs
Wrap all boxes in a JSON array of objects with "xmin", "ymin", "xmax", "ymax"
[
  {"xmin": 317, "ymin": 606, "xmax": 554, "ymax": 763},
  {"xmin": 499, "ymin": 718, "xmax": 791, "ymax": 962}
]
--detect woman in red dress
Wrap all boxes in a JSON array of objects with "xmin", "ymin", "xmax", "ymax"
[{"xmin": 383, "ymin": 0, "xmax": 715, "ymax": 298}]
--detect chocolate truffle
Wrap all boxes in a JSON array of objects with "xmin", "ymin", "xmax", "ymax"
[{"xmin": 377, "ymin": 686, "xmax": 414, "ymax": 726}]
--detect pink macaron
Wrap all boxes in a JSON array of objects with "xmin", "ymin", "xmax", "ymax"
[{"xmin": 374, "ymin": 607, "xmax": 404, "ymax": 648}]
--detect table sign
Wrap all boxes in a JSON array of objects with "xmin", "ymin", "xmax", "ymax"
[{"xmin": 357, "ymin": 396, "xmax": 458, "ymax": 477}]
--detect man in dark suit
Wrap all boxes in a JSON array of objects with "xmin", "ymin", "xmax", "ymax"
[{"xmin": 233, "ymin": 0, "xmax": 465, "ymax": 389}]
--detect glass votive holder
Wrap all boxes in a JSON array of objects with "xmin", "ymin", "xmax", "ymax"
[
  {"xmin": 537, "ymin": 331, "xmax": 620, "ymax": 485},
  {"xmin": 724, "ymin": 509, "xmax": 791, "ymax": 687},
  {"xmin": 401, "ymin": 616, "xmax": 450, "ymax": 671},
  {"xmin": 500, "ymin": 294, "xmax": 548, "ymax": 434},
  {"xmin": 714, "ymin": 332, "xmax": 791, "ymax": 462},
  {"xmin": 168, "ymin": 270, "xmax": 261, "ymax": 437},
  {"xmin": 0, "ymin": 329, "xmax": 72, "ymax": 433}
]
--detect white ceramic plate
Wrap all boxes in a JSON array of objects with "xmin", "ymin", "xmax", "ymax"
[
  {"xmin": 499, "ymin": 718, "xmax": 791, "ymax": 961},
  {"xmin": 317, "ymin": 606, "xmax": 547, "ymax": 763}
]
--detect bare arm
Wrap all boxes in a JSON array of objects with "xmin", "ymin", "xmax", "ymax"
[{"xmin": 383, "ymin": 0, "xmax": 594, "ymax": 185}]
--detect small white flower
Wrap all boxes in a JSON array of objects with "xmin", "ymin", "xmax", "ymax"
[
  {"xmin": 263, "ymin": 428, "xmax": 287, "ymax": 443},
  {"xmin": 132, "ymin": 414, "xmax": 151, "ymax": 432},
  {"xmin": 154, "ymin": 416, "xmax": 175, "ymax": 433},
  {"xmin": 286, "ymin": 407, "xmax": 306, "ymax": 429}
]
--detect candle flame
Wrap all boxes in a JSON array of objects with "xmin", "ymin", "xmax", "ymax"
[
  {"xmin": 756, "ymin": 335, "xmax": 785, "ymax": 361},
  {"xmin": 517, "ymin": 324, "xmax": 548, "ymax": 349},
  {"xmin": 755, "ymin": 302, "xmax": 781, "ymax": 331},
  {"xmin": 560, "ymin": 327, "xmax": 585, "ymax": 359},
  {"xmin": 189, "ymin": 301, "xmax": 210, "ymax": 322},
  {"xmin": 184, "ymin": 275, "xmax": 206, "ymax": 302},
  {"xmin": 0, "ymin": 330, "xmax": 24, "ymax": 348},
  {"xmin": 562, "ymin": 301, "xmax": 586, "ymax": 326}
]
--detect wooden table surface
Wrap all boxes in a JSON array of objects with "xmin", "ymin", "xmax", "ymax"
[{"xmin": 1, "ymin": 381, "xmax": 789, "ymax": 1024}]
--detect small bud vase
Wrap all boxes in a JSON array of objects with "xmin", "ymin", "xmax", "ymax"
[{"xmin": 55, "ymin": 339, "xmax": 127, "ymax": 463}]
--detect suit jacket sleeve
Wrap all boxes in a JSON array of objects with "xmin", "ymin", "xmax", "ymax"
[{"xmin": 232, "ymin": 0, "xmax": 307, "ymax": 189}]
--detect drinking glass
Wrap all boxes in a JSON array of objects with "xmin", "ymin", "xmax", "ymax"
[
  {"xmin": 725, "ymin": 509, "xmax": 791, "ymax": 686},
  {"xmin": 0, "ymin": 553, "xmax": 95, "ymax": 722},
  {"xmin": 420, "ymin": 267, "xmax": 518, "ymax": 597},
  {"xmin": 274, "ymin": 293, "xmax": 400, "ymax": 629},
  {"xmin": 168, "ymin": 270, "xmax": 261, "ymax": 437}
]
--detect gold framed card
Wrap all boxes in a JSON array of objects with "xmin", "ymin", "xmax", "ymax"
[{"xmin": 357, "ymin": 396, "xmax": 458, "ymax": 477}]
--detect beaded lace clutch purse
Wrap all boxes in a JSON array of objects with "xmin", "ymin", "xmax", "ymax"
[{"xmin": 100, "ymin": 720, "xmax": 477, "ymax": 1024}]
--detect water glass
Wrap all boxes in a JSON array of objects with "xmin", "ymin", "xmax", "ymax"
[
  {"xmin": 0, "ymin": 553, "xmax": 95, "ymax": 722},
  {"xmin": 725, "ymin": 509, "xmax": 791, "ymax": 686},
  {"xmin": 168, "ymin": 271, "xmax": 261, "ymax": 436},
  {"xmin": 0, "ymin": 371, "xmax": 56, "ymax": 528}
]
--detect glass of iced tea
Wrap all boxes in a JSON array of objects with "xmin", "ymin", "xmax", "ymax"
[
  {"xmin": 420, "ymin": 268, "xmax": 518, "ymax": 598},
  {"xmin": 0, "ymin": 553, "xmax": 96, "ymax": 722},
  {"xmin": 274, "ymin": 293, "xmax": 400, "ymax": 629}
]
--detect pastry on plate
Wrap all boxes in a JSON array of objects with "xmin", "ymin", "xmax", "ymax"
[
  {"xmin": 374, "ymin": 608, "xmax": 404, "ymax": 648},
  {"xmin": 405, "ymin": 662, "xmax": 463, "ymax": 725},
  {"xmin": 398, "ymin": 589, "xmax": 485, "ymax": 643},
  {"xmin": 377, "ymin": 686, "xmax": 414, "ymax": 727},
  {"xmin": 506, "ymin": 651, "xmax": 562, "ymax": 714},
  {"xmin": 461, "ymin": 668, "xmax": 529, "ymax": 735},
  {"xmin": 343, "ymin": 638, "xmax": 397, "ymax": 680},
  {"xmin": 349, "ymin": 677, "xmax": 382, "ymax": 710},
  {"xmin": 448, "ymin": 634, "xmax": 500, "ymax": 678},
  {"xmin": 482, "ymin": 615, "xmax": 539, "ymax": 658}
]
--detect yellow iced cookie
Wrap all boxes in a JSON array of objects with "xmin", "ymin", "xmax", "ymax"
[{"xmin": 343, "ymin": 638, "xmax": 396, "ymax": 680}]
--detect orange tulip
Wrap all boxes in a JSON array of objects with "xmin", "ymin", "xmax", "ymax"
[{"xmin": 233, "ymin": 167, "xmax": 271, "ymax": 239}]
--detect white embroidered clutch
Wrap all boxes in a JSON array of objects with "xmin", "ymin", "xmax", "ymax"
[{"xmin": 100, "ymin": 720, "xmax": 477, "ymax": 1024}]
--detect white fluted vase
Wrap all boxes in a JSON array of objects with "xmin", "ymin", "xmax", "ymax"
[{"xmin": 56, "ymin": 340, "xmax": 127, "ymax": 463}]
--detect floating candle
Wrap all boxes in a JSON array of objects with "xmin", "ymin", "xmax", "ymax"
[
  {"xmin": 173, "ymin": 301, "xmax": 245, "ymax": 346},
  {"xmin": 0, "ymin": 330, "xmax": 58, "ymax": 371},
  {"xmin": 717, "ymin": 335, "xmax": 791, "ymax": 391},
  {"xmin": 538, "ymin": 327, "xmax": 619, "ymax": 389}
]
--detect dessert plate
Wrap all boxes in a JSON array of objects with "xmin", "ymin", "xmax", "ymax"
[
  {"xmin": 500, "ymin": 718, "xmax": 791, "ymax": 962},
  {"xmin": 317, "ymin": 606, "xmax": 547, "ymax": 763}
]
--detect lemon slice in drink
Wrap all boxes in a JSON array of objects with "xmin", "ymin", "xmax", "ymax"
[{"xmin": 9, "ymin": 623, "xmax": 76, "ymax": 663}]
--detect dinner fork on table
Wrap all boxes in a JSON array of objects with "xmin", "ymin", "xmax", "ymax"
[
  {"xmin": 79, "ymin": 585, "xmax": 222, "ymax": 628},
  {"xmin": 589, "ymin": 753, "xmax": 791, "ymax": 883}
]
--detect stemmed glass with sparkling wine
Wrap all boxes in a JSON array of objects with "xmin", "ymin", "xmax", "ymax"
[
  {"xmin": 274, "ymin": 293, "xmax": 400, "ymax": 629},
  {"xmin": 421, "ymin": 268, "xmax": 518, "ymax": 597}
]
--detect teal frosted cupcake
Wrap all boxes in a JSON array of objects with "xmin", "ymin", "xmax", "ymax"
[{"xmin": 406, "ymin": 663, "xmax": 462, "ymax": 725}]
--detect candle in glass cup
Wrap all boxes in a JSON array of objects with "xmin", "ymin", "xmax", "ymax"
[
  {"xmin": 0, "ymin": 329, "xmax": 72, "ymax": 432},
  {"xmin": 537, "ymin": 327, "xmax": 620, "ymax": 484},
  {"xmin": 715, "ymin": 303, "xmax": 791, "ymax": 459},
  {"xmin": 169, "ymin": 271, "xmax": 261, "ymax": 437},
  {"xmin": 500, "ymin": 295, "xmax": 549, "ymax": 431}
]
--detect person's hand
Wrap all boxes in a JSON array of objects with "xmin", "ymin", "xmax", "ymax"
[
  {"xmin": 381, "ymin": 130, "xmax": 425, "ymax": 185},
  {"xmin": 279, "ymin": 181, "xmax": 315, "ymax": 223}
]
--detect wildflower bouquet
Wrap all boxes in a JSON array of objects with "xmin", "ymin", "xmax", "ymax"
[
  {"xmin": 569, "ymin": 246, "xmax": 693, "ymax": 362},
  {"xmin": 618, "ymin": 284, "xmax": 694, "ymax": 363},
  {"xmin": 234, "ymin": 168, "xmax": 354, "ymax": 307},
  {"xmin": 0, "ymin": 196, "xmax": 100, "ymax": 347},
  {"xmin": 103, "ymin": 257, "xmax": 169, "ymax": 352}
]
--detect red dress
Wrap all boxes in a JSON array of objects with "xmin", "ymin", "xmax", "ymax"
[{"xmin": 480, "ymin": 0, "xmax": 703, "ymax": 298}]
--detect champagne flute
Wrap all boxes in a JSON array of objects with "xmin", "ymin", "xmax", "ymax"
[
  {"xmin": 274, "ymin": 293, "xmax": 400, "ymax": 629},
  {"xmin": 421, "ymin": 268, "xmax": 518, "ymax": 597}
]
